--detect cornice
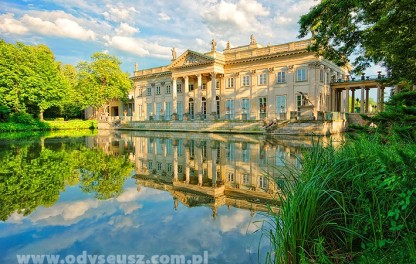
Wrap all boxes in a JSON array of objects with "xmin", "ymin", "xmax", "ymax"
[{"xmin": 225, "ymin": 50, "xmax": 311, "ymax": 66}]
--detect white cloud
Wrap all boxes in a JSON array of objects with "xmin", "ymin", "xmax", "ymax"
[
  {"xmin": 0, "ymin": 13, "xmax": 28, "ymax": 34},
  {"xmin": 107, "ymin": 36, "xmax": 171, "ymax": 59},
  {"xmin": 103, "ymin": 4, "xmax": 138, "ymax": 22},
  {"xmin": 158, "ymin": 12, "xmax": 171, "ymax": 21},
  {"xmin": 115, "ymin": 22, "xmax": 139, "ymax": 36},
  {"xmin": 19, "ymin": 14, "xmax": 96, "ymax": 40}
]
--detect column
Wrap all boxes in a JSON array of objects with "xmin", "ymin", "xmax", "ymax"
[
  {"xmin": 211, "ymin": 72, "xmax": 216, "ymax": 114},
  {"xmin": 350, "ymin": 88, "xmax": 355, "ymax": 113},
  {"xmin": 184, "ymin": 76, "xmax": 189, "ymax": 114},
  {"xmin": 345, "ymin": 88, "xmax": 350, "ymax": 113},
  {"xmin": 380, "ymin": 87, "xmax": 385, "ymax": 112},
  {"xmin": 360, "ymin": 86, "xmax": 365, "ymax": 113},
  {"xmin": 172, "ymin": 77, "xmax": 177, "ymax": 114},
  {"xmin": 173, "ymin": 144, "xmax": 178, "ymax": 182},
  {"xmin": 365, "ymin": 88, "xmax": 370, "ymax": 113},
  {"xmin": 211, "ymin": 145, "xmax": 217, "ymax": 187},
  {"xmin": 185, "ymin": 147, "xmax": 190, "ymax": 184},
  {"xmin": 197, "ymin": 146, "xmax": 203, "ymax": 186},
  {"xmin": 197, "ymin": 74, "xmax": 202, "ymax": 113},
  {"xmin": 376, "ymin": 86, "xmax": 381, "ymax": 112},
  {"xmin": 331, "ymin": 88, "xmax": 336, "ymax": 112}
]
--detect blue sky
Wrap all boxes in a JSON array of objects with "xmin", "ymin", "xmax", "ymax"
[{"xmin": 0, "ymin": 0, "xmax": 383, "ymax": 76}]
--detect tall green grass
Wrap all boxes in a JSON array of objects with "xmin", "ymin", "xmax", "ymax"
[{"xmin": 265, "ymin": 135, "xmax": 416, "ymax": 263}]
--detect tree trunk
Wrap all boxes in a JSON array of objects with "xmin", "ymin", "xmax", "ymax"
[{"xmin": 39, "ymin": 110, "xmax": 44, "ymax": 121}]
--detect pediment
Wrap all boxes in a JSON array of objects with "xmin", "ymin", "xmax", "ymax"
[{"xmin": 168, "ymin": 50, "xmax": 214, "ymax": 69}]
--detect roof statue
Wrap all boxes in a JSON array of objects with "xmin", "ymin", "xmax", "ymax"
[
  {"xmin": 211, "ymin": 39, "xmax": 216, "ymax": 51},
  {"xmin": 171, "ymin": 48, "xmax": 177, "ymax": 60},
  {"xmin": 226, "ymin": 40, "xmax": 231, "ymax": 49},
  {"xmin": 250, "ymin": 34, "xmax": 257, "ymax": 44},
  {"xmin": 134, "ymin": 62, "xmax": 138, "ymax": 71}
]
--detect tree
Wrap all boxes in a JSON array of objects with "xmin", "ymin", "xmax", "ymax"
[
  {"xmin": 75, "ymin": 52, "xmax": 132, "ymax": 117},
  {"xmin": 299, "ymin": 0, "xmax": 416, "ymax": 84},
  {"xmin": 0, "ymin": 40, "xmax": 67, "ymax": 119}
]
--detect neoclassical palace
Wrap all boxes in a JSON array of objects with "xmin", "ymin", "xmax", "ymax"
[{"xmin": 110, "ymin": 36, "xmax": 349, "ymax": 121}]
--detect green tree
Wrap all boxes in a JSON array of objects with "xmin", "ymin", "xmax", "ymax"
[
  {"xmin": 0, "ymin": 40, "xmax": 67, "ymax": 119},
  {"xmin": 299, "ymin": 0, "xmax": 416, "ymax": 83},
  {"xmin": 75, "ymin": 52, "xmax": 132, "ymax": 117},
  {"xmin": 60, "ymin": 64, "xmax": 83, "ymax": 119}
]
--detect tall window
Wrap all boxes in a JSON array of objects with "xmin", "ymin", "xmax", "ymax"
[
  {"xmin": 297, "ymin": 94, "xmax": 305, "ymax": 110},
  {"xmin": 242, "ymin": 75, "xmax": 250, "ymax": 86},
  {"xmin": 146, "ymin": 103, "xmax": 152, "ymax": 118},
  {"xmin": 226, "ymin": 78, "xmax": 234, "ymax": 88},
  {"xmin": 147, "ymin": 87, "xmax": 151, "ymax": 96},
  {"xmin": 259, "ymin": 176, "xmax": 268, "ymax": 189},
  {"xmin": 156, "ymin": 86, "xmax": 161, "ymax": 95},
  {"xmin": 177, "ymin": 101, "xmax": 183, "ymax": 120},
  {"xmin": 259, "ymin": 73, "xmax": 267, "ymax": 85},
  {"xmin": 227, "ymin": 172, "xmax": 235, "ymax": 182},
  {"xmin": 259, "ymin": 97, "xmax": 267, "ymax": 118},
  {"xmin": 216, "ymin": 81, "xmax": 220, "ymax": 89},
  {"xmin": 320, "ymin": 69, "xmax": 324, "ymax": 83},
  {"xmin": 156, "ymin": 103, "xmax": 162, "ymax": 119},
  {"xmin": 166, "ymin": 85, "xmax": 171, "ymax": 94},
  {"xmin": 296, "ymin": 68, "xmax": 307, "ymax": 81},
  {"xmin": 226, "ymin": 142, "xmax": 235, "ymax": 161},
  {"xmin": 226, "ymin": 99, "xmax": 235, "ymax": 119},
  {"xmin": 139, "ymin": 88, "xmax": 143, "ymax": 96},
  {"xmin": 277, "ymin": 71, "xmax": 286, "ymax": 83},
  {"xmin": 188, "ymin": 84, "xmax": 194, "ymax": 91},
  {"xmin": 202, "ymin": 83, "xmax": 206, "ymax": 90},
  {"xmin": 242, "ymin": 98, "xmax": 250, "ymax": 116},
  {"xmin": 165, "ymin": 102, "xmax": 171, "ymax": 120},
  {"xmin": 276, "ymin": 95, "xmax": 287, "ymax": 114},
  {"xmin": 138, "ymin": 104, "xmax": 143, "ymax": 117},
  {"xmin": 243, "ymin": 174, "xmax": 250, "ymax": 185}
]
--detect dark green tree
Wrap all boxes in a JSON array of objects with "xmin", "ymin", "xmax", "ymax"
[{"xmin": 299, "ymin": 0, "xmax": 416, "ymax": 83}]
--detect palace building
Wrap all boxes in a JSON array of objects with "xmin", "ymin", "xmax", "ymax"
[{"xmin": 109, "ymin": 36, "xmax": 349, "ymax": 122}]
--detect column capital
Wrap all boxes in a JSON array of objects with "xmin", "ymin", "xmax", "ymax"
[
  {"xmin": 210, "ymin": 72, "xmax": 217, "ymax": 78},
  {"xmin": 183, "ymin": 75, "xmax": 189, "ymax": 80},
  {"xmin": 172, "ymin": 76, "xmax": 177, "ymax": 81}
]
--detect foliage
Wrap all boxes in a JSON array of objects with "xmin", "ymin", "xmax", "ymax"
[
  {"xmin": 74, "ymin": 147, "xmax": 133, "ymax": 200},
  {"xmin": 75, "ymin": 52, "xmax": 132, "ymax": 113},
  {"xmin": 0, "ymin": 105, "xmax": 10, "ymax": 121},
  {"xmin": 44, "ymin": 119, "xmax": 97, "ymax": 130},
  {"xmin": 298, "ymin": 0, "xmax": 416, "ymax": 83},
  {"xmin": 365, "ymin": 90, "xmax": 416, "ymax": 140},
  {"xmin": 266, "ymin": 135, "xmax": 416, "ymax": 263},
  {"xmin": 0, "ymin": 40, "xmax": 68, "ymax": 119},
  {"xmin": 0, "ymin": 135, "xmax": 134, "ymax": 220}
]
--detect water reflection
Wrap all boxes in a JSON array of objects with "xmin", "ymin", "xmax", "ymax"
[{"xmin": 0, "ymin": 131, "xmax": 341, "ymax": 263}]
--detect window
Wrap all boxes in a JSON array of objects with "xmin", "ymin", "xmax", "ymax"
[
  {"xmin": 276, "ymin": 95, "xmax": 287, "ymax": 114},
  {"xmin": 226, "ymin": 78, "xmax": 234, "ymax": 88},
  {"xmin": 242, "ymin": 98, "xmax": 250, "ymax": 115},
  {"xmin": 216, "ymin": 81, "xmax": 220, "ymax": 89},
  {"xmin": 227, "ymin": 172, "xmax": 235, "ymax": 182},
  {"xmin": 178, "ymin": 165, "xmax": 183, "ymax": 174},
  {"xmin": 157, "ymin": 162, "xmax": 162, "ymax": 171},
  {"xmin": 226, "ymin": 99, "xmax": 235, "ymax": 119},
  {"xmin": 277, "ymin": 71, "xmax": 286, "ymax": 83},
  {"xmin": 320, "ymin": 69, "xmax": 324, "ymax": 83},
  {"xmin": 243, "ymin": 174, "xmax": 250, "ymax": 185},
  {"xmin": 296, "ymin": 68, "xmax": 307, "ymax": 81},
  {"xmin": 156, "ymin": 86, "xmax": 161, "ymax": 95},
  {"xmin": 177, "ymin": 83, "xmax": 182, "ymax": 93},
  {"xmin": 242, "ymin": 75, "xmax": 250, "ymax": 86},
  {"xmin": 146, "ymin": 103, "xmax": 152, "ymax": 118},
  {"xmin": 259, "ymin": 97, "xmax": 267, "ymax": 113},
  {"xmin": 166, "ymin": 85, "xmax": 171, "ymax": 94},
  {"xmin": 226, "ymin": 142, "xmax": 235, "ymax": 161},
  {"xmin": 259, "ymin": 73, "xmax": 267, "ymax": 85},
  {"xmin": 148, "ymin": 161, "xmax": 153, "ymax": 170},
  {"xmin": 165, "ymin": 102, "xmax": 171, "ymax": 120},
  {"xmin": 189, "ymin": 84, "xmax": 194, "ymax": 91},
  {"xmin": 297, "ymin": 94, "xmax": 306, "ymax": 110},
  {"xmin": 259, "ymin": 176, "xmax": 268, "ymax": 189},
  {"xmin": 167, "ymin": 163, "xmax": 172, "ymax": 172},
  {"xmin": 242, "ymin": 143, "xmax": 250, "ymax": 162},
  {"xmin": 139, "ymin": 88, "xmax": 143, "ymax": 96},
  {"xmin": 202, "ymin": 83, "xmax": 206, "ymax": 90},
  {"xmin": 147, "ymin": 87, "xmax": 151, "ymax": 96}
]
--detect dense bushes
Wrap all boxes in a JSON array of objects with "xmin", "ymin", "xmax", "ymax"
[{"xmin": 266, "ymin": 135, "xmax": 416, "ymax": 263}]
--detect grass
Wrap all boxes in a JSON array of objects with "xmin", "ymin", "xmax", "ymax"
[
  {"xmin": 264, "ymin": 135, "xmax": 416, "ymax": 263},
  {"xmin": 0, "ymin": 119, "xmax": 97, "ymax": 132}
]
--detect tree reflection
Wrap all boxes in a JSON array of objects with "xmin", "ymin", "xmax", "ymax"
[{"xmin": 0, "ymin": 136, "xmax": 133, "ymax": 221}]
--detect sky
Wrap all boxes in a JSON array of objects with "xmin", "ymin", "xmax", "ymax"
[{"xmin": 0, "ymin": 0, "xmax": 383, "ymax": 76}]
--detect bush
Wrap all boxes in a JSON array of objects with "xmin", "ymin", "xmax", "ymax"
[
  {"xmin": 9, "ymin": 112, "xmax": 37, "ymax": 124},
  {"xmin": 0, "ymin": 106, "xmax": 11, "ymax": 122}
]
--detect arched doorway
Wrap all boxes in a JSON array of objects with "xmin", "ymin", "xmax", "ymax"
[
  {"xmin": 189, "ymin": 98, "xmax": 194, "ymax": 120},
  {"xmin": 201, "ymin": 97, "xmax": 207, "ymax": 120}
]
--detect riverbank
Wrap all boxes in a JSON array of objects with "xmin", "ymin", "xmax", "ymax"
[{"xmin": 0, "ymin": 119, "xmax": 97, "ymax": 132}]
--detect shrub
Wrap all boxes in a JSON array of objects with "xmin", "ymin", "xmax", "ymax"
[{"xmin": 9, "ymin": 112, "xmax": 37, "ymax": 124}]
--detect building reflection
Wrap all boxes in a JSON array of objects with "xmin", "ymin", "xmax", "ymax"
[{"xmin": 94, "ymin": 131, "xmax": 333, "ymax": 218}]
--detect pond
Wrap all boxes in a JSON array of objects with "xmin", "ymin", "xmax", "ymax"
[{"xmin": 0, "ymin": 130, "xmax": 330, "ymax": 264}]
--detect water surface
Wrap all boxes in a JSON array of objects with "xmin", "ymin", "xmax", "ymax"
[{"xmin": 0, "ymin": 130, "xmax": 322, "ymax": 263}]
